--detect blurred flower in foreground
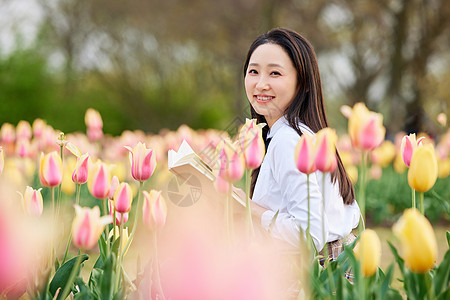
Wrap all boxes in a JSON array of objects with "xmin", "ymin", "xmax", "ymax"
[
  {"xmin": 347, "ymin": 102, "xmax": 385, "ymax": 150},
  {"xmin": 72, "ymin": 205, "xmax": 112, "ymax": 250},
  {"xmin": 21, "ymin": 186, "xmax": 44, "ymax": 217},
  {"xmin": 400, "ymin": 133, "xmax": 425, "ymax": 167},
  {"xmin": 407, "ymin": 143, "xmax": 438, "ymax": 192},
  {"xmin": 314, "ymin": 128, "xmax": 337, "ymax": 173},
  {"xmin": 85, "ymin": 108, "xmax": 103, "ymax": 142},
  {"xmin": 354, "ymin": 229, "xmax": 381, "ymax": 277},
  {"xmin": 143, "ymin": 190, "xmax": 167, "ymax": 230},
  {"xmin": 393, "ymin": 208, "xmax": 437, "ymax": 273},
  {"xmin": 125, "ymin": 142, "xmax": 157, "ymax": 182},
  {"xmin": 88, "ymin": 161, "xmax": 111, "ymax": 199},
  {"xmin": 39, "ymin": 151, "xmax": 63, "ymax": 188},
  {"xmin": 295, "ymin": 132, "xmax": 316, "ymax": 174},
  {"xmin": 239, "ymin": 119, "xmax": 266, "ymax": 169}
]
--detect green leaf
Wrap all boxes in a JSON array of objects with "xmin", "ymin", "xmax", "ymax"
[
  {"xmin": 49, "ymin": 254, "xmax": 89, "ymax": 299},
  {"xmin": 434, "ymin": 247, "xmax": 450, "ymax": 296},
  {"xmin": 100, "ymin": 254, "xmax": 116, "ymax": 300},
  {"xmin": 55, "ymin": 257, "xmax": 60, "ymax": 272},
  {"xmin": 446, "ymin": 232, "xmax": 450, "ymax": 248},
  {"xmin": 380, "ymin": 264, "xmax": 394, "ymax": 299},
  {"xmin": 98, "ymin": 235, "xmax": 107, "ymax": 262}
]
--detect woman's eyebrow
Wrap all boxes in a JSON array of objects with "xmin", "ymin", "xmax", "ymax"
[{"xmin": 249, "ymin": 62, "xmax": 285, "ymax": 69}]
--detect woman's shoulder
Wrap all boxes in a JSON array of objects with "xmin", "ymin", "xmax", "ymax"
[{"xmin": 272, "ymin": 120, "xmax": 314, "ymax": 143}]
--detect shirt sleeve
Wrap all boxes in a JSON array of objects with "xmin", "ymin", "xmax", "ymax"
[{"xmin": 260, "ymin": 131, "xmax": 328, "ymax": 251}]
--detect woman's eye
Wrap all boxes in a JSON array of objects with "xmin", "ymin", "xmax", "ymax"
[
  {"xmin": 271, "ymin": 71, "xmax": 281, "ymax": 76},
  {"xmin": 248, "ymin": 69, "xmax": 258, "ymax": 74}
]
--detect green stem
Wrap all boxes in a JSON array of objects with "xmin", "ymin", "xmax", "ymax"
[
  {"xmin": 102, "ymin": 198, "xmax": 110, "ymax": 255},
  {"xmin": 62, "ymin": 184, "xmax": 82, "ymax": 265},
  {"xmin": 307, "ymin": 174, "xmax": 310, "ymax": 236},
  {"xmin": 419, "ymin": 192, "xmax": 425, "ymax": 215},
  {"xmin": 115, "ymin": 215, "xmax": 124, "ymax": 292},
  {"xmin": 245, "ymin": 169, "xmax": 255, "ymax": 239},
  {"xmin": 50, "ymin": 187, "xmax": 55, "ymax": 268},
  {"xmin": 59, "ymin": 253, "xmax": 83, "ymax": 300},
  {"xmin": 412, "ymin": 188, "xmax": 416, "ymax": 209},
  {"xmin": 122, "ymin": 181, "xmax": 143, "ymax": 256}
]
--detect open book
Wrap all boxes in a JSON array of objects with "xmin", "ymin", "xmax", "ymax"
[{"xmin": 168, "ymin": 140, "xmax": 245, "ymax": 207}]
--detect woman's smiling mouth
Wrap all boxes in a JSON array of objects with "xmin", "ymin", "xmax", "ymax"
[{"xmin": 255, "ymin": 95, "xmax": 275, "ymax": 103}]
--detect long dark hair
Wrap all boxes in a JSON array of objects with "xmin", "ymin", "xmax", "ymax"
[{"xmin": 244, "ymin": 28, "xmax": 355, "ymax": 205}]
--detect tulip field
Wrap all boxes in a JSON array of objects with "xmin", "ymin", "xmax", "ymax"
[{"xmin": 0, "ymin": 104, "xmax": 449, "ymax": 299}]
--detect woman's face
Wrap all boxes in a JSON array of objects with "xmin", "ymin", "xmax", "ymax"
[{"xmin": 245, "ymin": 43, "xmax": 298, "ymax": 128}]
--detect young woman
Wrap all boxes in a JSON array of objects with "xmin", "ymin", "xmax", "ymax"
[{"xmin": 244, "ymin": 28, "xmax": 360, "ymax": 255}]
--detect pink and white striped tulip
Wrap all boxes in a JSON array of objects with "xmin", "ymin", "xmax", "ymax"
[
  {"xmin": 39, "ymin": 151, "xmax": 63, "ymax": 187},
  {"xmin": 314, "ymin": 128, "xmax": 338, "ymax": 173},
  {"xmin": 72, "ymin": 205, "xmax": 112, "ymax": 250},
  {"xmin": 22, "ymin": 186, "xmax": 43, "ymax": 217},
  {"xmin": 32, "ymin": 119, "xmax": 46, "ymax": 138},
  {"xmin": 108, "ymin": 175, "xmax": 120, "ymax": 200},
  {"xmin": 242, "ymin": 127, "xmax": 265, "ymax": 169},
  {"xmin": 348, "ymin": 103, "xmax": 386, "ymax": 150},
  {"xmin": 143, "ymin": 190, "xmax": 167, "ymax": 230},
  {"xmin": 15, "ymin": 138, "xmax": 32, "ymax": 158},
  {"xmin": 16, "ymin": 121, "xmax": 32, "ymax": 140},
  {"xmin": 295, "ymin": 132, "xmax": 317, "ymax": 174},
  {"xmin": 108, "ymin": 200, "xmax": 129, "ymax": 225},
  {"xmin": 88, "ymin": 161, "xmax": 111, "ymax": 199},
  {"xmin": 215, "ymin": 139, "xmax": 245, "ymax": 183},
  {"xmin": 85, "ymin": 108, "xmax": 104, "ymax": 142},
  {"xmin": 0, "ymin": 123, "xmax": 15, "ymax": 144},
  {"xmin": 72, "ymin": 153, "xmax": 90, "ymax": 184},
  {"xmin": 401, "ymin": 133, "xmax": 425, "ymax": 167},
  {"xmin": 125, "ymin": 142, "xmax": 157, "ymax": 182},
  {"xmin": 0, "ymin": 147, "xmax": 4, "ymax": 176},
  {"xmin": 114, "ymin": 182, "xmax": 133, "ymax": 213}
]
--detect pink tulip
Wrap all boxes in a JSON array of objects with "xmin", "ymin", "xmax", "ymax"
[
  {"xmin": 108, "ymin": 175, "xmax": 120, "ymax": 200},
  {"xmin": 15, "ymin": 138, "xmax": 32, "ymax": 158},
  {"xmin": 400, "ymin": 133, "xmax": 425, "ymax": 167},
  {"xmin": 39, "ymin": 151, "xmax": 63, "ymax": 187},
  {"xmin": 114, "ymin": 182, "xmax": 133, "ymax": 213},
  {"xmin": 314, "ymin": 128, "xmax": 338, "ymax": 173},
  {"xmin": 88, "ymin": 161, "xmax": 111, "ymax": 199},
  {"xmin": 215, "ymin": 139, "xmax": 245, "ymax": 183},
  {"xmin": 22, "ymin": 186, "xmax": 44, "ymax": 217},
  {"xmin": 32, "ymin": 119, "xmax": 46, "ymax": 138},
  {"xmin": 295, "ymin": 132, "xmax": 317, "ymax": 174},
  {"xmin": 0, "ymin": 147, "xmax": 4, "ymax": 176},
  {"xmin": 348, "ymin": 103, "xmax": 386, "ymax": 150},
  {"xmin": 143, "ymin": 190, "xmax": 167, "ymax": 230},
  {"xmin": 72, "ymin": 205, "xmax": 112, "ymax": 250},
  {"xmin": 242, "ymin": 127, "xmax": 265, "ymax": 169},
  {"xmin": 108, "ymin": 200, "xmax": 129, "ymax": 225},
  {"xmin": 85, "ymin": 108, "xmax": 103, "ymax": 142},
  {"xmin": 0, "ymin": 123, "xmax": 15, "ymax": 144},
  {"xmin": 72, "ymin": 153, "xmax": 90, "ymax": 184},
  {"xmin": 125, "ymin": 142, "xmax": 157, "ymax": 182},
  {"xmin": 214, "ymin": 158, "xmax": 230, "ymax": 194},
  {"xmin": 16, "ymin": 121, "xmax": 32, "ymax": 140}
]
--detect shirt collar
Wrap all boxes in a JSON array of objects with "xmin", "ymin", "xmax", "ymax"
[{"xmin": 267, "ymin": 115, "xmax": 288, "ymax": 139}]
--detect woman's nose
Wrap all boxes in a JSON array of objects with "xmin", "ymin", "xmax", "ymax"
[{"xmin": 255, "ymin": 76, "xmax": 269, "ymax": 90}]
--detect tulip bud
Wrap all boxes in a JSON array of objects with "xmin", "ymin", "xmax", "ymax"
[
  {"xmin": 215, "ymin": 139, "xmax": 245, "ymax": 183},
  {"xmin": 108, "ymin": 200, "xmax": 129, "ymax": 225},
  {"xmin": 314, "ymin": 128, "xmax": 337, "ymax": 173},
  {"xmin": 15, "ymin": 138, "xmax": 32, "ymax": 158},
  {"xmin": 39, "ymin": 151, "xmax": 63, "ymax": 187},
  {"xmin": 108, "ymin": 176, "xmax": 120, "ymax": 200},
  {"xmin": 0, "ymin": 147, "xmax": 4, "ymax": 176},
  {"xmin": 294, "ymin": 132, "xmax": 316, "ymax": 174},
  {"xmin": 407, "ymin": 144, "xmax": 438, "ymax": 192},
  {"xmin": 393, "ymin": 208, "xmax": 437, "ymax": 273},
  {"xmin": 72, "ymin": 205, "xmax": 112, "ymax": 250},
  {"xmin": 143, "ymin": 190, "xmax": 167, "ymax": 230},
  {"xmin": 72, "ymin": 154, "xmax": 90, "ymax": 184},
  {"xmin": 85, "ymin": 108, "xmax": 103, "ymax": 142},
  {"xmin": 354, "ymin": 229, "xmax": 381, "ymax": 277},
  {"xmin": 32, "ymin": 119, "xmax": 46, "ymax": 138},
  {"xmin": 242, "ymin": 127, "xmax": 265, "ymax": 169},
  {"xmin": 238, "ymin": 119, "xmax": 266, "ymax": 150},
  {"xmin": 400, "ymin": 133, "xmax": 425, "ymax": 167},
  {"xmin": 124, "ymin": 142, "xmax": 157, "ymax": 182},
  {"xmin": 348, "ymin": 103, "xmax": 385, "ymax": 150},
  {"xmin": 0, "ymin": 123, "xmax": 15, "ymax": 144},
  {"xmin": 88, "ymin": 161, "xmax": 111, "ymax": 199},
  {"xmin": 16, "ymin": 121, "xmax": 32, "ymax": 140},
  {"xmin": 21, "ymin": 186, "xmax": 44, "ymax": 217},
  {"xmin": 114, "ymin": 182, "xmax": 133, "ymax": 213}
]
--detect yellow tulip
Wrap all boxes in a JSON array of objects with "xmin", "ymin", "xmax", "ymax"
[
  {"xmin": 393, "ymin": 154, "xmax": 407, "ymax": 174},
  {"xmin": 407, "ymin": 144, "xmax": 438, "ymax": 192},
  {"xmin": 72, "ymin": 205, "xmax": 112, "ymax": 250},
  {"xmin": 371, "ymin": 140, "xmax": 396, "ymax": 167},
  {"xmin": 437, "ymin": 157, "xmax": 450, "ymax": 178},
  {"xmin": 393, "ymin": 208, "xmax": 437, "ymax": 273},
  {"xmin": 354, "ymin": 229, "xmax": 381, "ymax": 276}
]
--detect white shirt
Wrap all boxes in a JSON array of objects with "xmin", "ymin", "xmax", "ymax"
[{"xmin": 251, "ymin": 116, "xmax": 360, "ymax": 251}]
